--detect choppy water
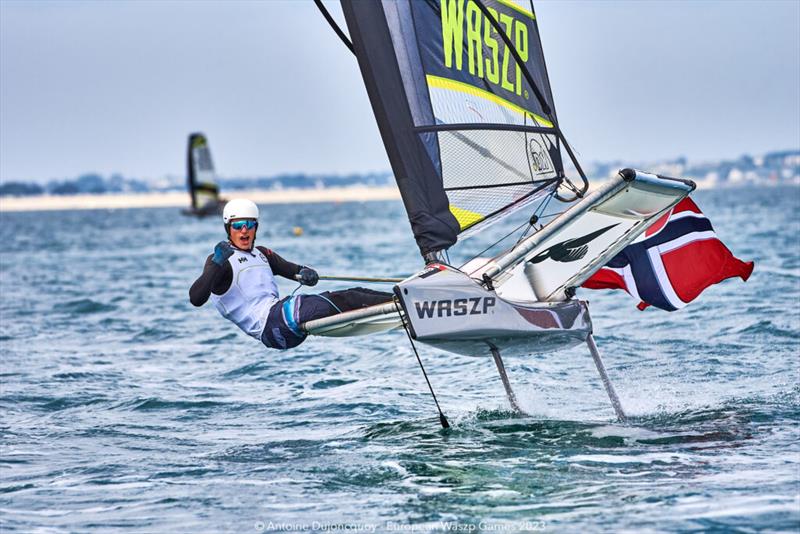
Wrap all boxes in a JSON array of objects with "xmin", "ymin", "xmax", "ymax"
[{"xmin": 1, "ymin": 186, "xmax": 798, "ymax": 532}]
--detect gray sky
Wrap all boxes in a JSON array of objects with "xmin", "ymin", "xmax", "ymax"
[{"xmin": 1, "ymin": 0, "xmax": 798, "ymax": 183}]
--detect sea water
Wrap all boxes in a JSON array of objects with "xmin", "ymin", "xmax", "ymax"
[{"xmin": 1, "ymin": 186, "xmax": 798, "ymax": 532}]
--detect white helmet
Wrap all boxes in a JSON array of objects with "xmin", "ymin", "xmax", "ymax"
[{"xmin": 223, "ymin": 199, "xmax": 259, "ymax": 224}]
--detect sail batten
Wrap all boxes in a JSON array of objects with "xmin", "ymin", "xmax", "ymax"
[
  {"xmin": 341, "ymin": 0, "xmax": 567, "ymax": 257},
  {"xmin": 416, "ymin": 123, "xmax": 556, "ymax": 135}
]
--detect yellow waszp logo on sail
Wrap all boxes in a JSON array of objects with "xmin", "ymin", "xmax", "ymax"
[{"xmin": 440, "ymin": 0, "xmax": 530, "ymax": 98}]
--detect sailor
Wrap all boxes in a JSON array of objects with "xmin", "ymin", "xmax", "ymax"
[{"xmin": 190, "ymin": 198, "xmax": 392, "ymax": 349}]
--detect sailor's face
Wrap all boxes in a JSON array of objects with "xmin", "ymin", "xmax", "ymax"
[{"xmin": 229, "ymin": 218, "xmax": 257, "ymax": 250}]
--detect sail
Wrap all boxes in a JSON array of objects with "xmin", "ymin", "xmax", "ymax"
[
  {"xmin": 186, "ymin": 133, "xmax": 221, "ymax": 212},
  {"xmin": 341, "ymin": 0, "xmax": 565, "ymax": 257}
]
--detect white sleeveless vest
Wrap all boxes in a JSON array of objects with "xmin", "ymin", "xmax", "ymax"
[{"xmin": 210, "ymin": 247, "xmax": 279, "ymax": 339}]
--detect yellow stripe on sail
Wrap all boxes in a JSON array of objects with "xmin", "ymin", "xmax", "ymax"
[
  {"xmin": 450, "ymin": 205, "xmax": 485, "ymax": 230},
  {"xmin": 426, "ymin": 75, "xmax": 554, "ymax": 128},
  {"xmin": 495, "ymin": 0, "xmax": 535, "ymax": 20}
]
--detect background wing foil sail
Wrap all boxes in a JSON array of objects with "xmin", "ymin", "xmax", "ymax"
[
  {"xmin": 342, "ymin": 0, "xmax": 565, "ymax": 256},
  {"xmin": 187, "ymin": 133, "xmax": 221, "ymax": 212}
]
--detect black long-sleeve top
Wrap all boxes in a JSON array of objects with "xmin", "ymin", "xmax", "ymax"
[{"xmin": 189, "ymin": 246, "xmax": 303, "ymax": 307}]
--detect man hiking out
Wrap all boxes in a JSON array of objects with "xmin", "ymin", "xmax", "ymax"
[{"xmin": 190, "ymin": 199, "xmax": 392, "ymax": 349}]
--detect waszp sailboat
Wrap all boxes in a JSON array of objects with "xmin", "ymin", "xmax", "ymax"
[
  {"xmin": 182, "ymin": 132, "xmax": 225, "ymax": 217},
  {"xmin": 308, "ymin": 0, "xmax": 695, "ymax": 424}
]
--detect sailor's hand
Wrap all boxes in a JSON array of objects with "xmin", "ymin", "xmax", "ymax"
[
  {"xmin": 212, "ymin": 241, "xmax": 234, "ymax": 266},
  {"xmin": 298, "ymin": 267, "xmax": 319, "ymax": 286}
]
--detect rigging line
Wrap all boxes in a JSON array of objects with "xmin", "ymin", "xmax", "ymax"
[
  {"xmin": 318, "ymin": 275, "xmax": 404, "ymax": 283},
  {"xmin": 533, "ymin": 187, "xmax": 555, "ymax": 222},
  {"xmin": 462, "ymin": 184, "xmax": 558, "ymax": 272},
  {"xmin": 458, "ymin": 179, "xmax": 559, "ymax": 236},
  {"xmin": 509, "ymin": 188, "xmax": 552, "ymax": 249},
  {"xmin": 512, "ymin": 221, "xmax": 532, "ymax": 249},
  {"xmin": 393, "ymin": 300, "xmax": 450, "ymax": 429},
  {"xmin": 313, "ymin": 0, "xmax": 355, "ymax": 55},
  {"xmin": 555, "ymin": 142, "xmax": 588, "ymax": 199},
  {"xmin": 560, "ymin": 177, "xmax": 582, "ymax": 196},
  {"xmin": 511, "ymin": 195, "xmax": 553, "ymax": 250},
  {"xmin": 514, "ymin": 190, "xmax": 554, "ymax": 246},
  {"xmin": 536, "ymin": 210, "xmax": 566, "ymax": 220},
  {"xmin": 460, "ymin": 218, "xmax": 531, "ymax": 271}
]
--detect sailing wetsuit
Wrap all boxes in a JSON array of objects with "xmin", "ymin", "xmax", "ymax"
[{"xmin": 189, "ymin": 245, "xmax": 391, "ymax": 349}]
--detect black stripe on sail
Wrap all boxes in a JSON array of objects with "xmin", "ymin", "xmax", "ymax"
[
  {"xmin": 445, "ymin": 177, "xmax": 559, "ymax": 192},
  {"xmin": 341, "ymin": 0, "xmax": 460, "ymax": 256},
  {"xmin": 415, "ymin": 123, "xmax": 557, "ymax": 135}
]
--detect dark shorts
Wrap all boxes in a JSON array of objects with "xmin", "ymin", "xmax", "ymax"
[{"xmin": 260, "ymin": 294, "xmax": 338, "ymax": 350}]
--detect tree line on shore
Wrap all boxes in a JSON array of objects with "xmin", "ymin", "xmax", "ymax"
[{"xmin": 1, "ymin": 149, "xmax": 798, "ymax": 197}]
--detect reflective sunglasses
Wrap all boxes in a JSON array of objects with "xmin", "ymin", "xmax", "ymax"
[{"xmin": 230, "ymin": 220, "xmax": 257, "ymax": 231}]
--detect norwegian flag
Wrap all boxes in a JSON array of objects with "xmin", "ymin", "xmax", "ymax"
[{"xmin": 582, "ymin": 197, "xmax": 754, "ymax": 311}]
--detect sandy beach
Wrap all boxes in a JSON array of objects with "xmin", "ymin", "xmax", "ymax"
[
  {"xmin": 0, "ymin": 186, "xmax": 402, "ymax": 213},
  {"xmin": 0, "ymin": 179, "xmax": 734, "ymax": 214}
]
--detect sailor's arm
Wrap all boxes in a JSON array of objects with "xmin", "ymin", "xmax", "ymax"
[
  {"xmin": 258, "ymin": 246, "xmax": 318, "ymax": 286},
  {"xmin": 189, "ymin": 243, "xmax": 234, "ymax": 306},
  {"xmin": 258, "ymin": 246, "xmax": 301, "ymax": 279}
]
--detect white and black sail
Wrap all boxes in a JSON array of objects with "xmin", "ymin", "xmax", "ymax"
[
  {"xmin": 340, "ymin": 0, "xmax": 575, "ymax": 258},
  {"xmin": 184, "ymin": 132, "xmax": 223, "ymax": 216},
  {"xmin": 312, "ymin": 1, "xmax": 698, "ymax": 423}
]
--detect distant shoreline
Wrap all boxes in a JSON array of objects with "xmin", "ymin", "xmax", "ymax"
[
  {"xmin": 0, "ymin": 186, "xmax": 402, "ymax": 213},
  {"xmin": 0, "ymin": 180, "xmax": 795, "ymax": 213}
]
